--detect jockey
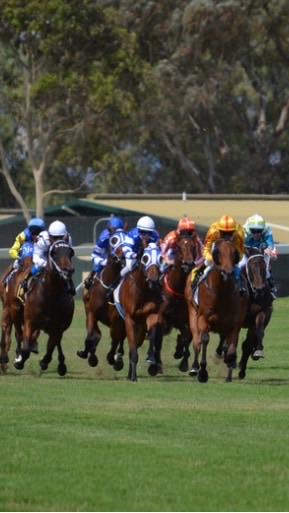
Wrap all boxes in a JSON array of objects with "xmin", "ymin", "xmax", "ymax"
[
  {"xmin": 84, "ymin": 216, "xmax": 126, "ymax": 290},
  {"xmin": 191, "ymin": 214, "xmax": 246, "ymax": 295},
  {"xmin": 120, "ymin": 216, "xmax": 161, "ymax": 279},
  {"xmin": 161, "ymin": 216, "xmax": 204, "ymax": 268},
  {"xmin": 19, "ymin": 220, "xmax": 74, "ymax": 297},
  {"xmin": 240, "ymin": 214, "xmax": 278, "ymax": 298},
  {"xmin": 2, "ymin": 217, "xmax": 46, "ymax": 286}
]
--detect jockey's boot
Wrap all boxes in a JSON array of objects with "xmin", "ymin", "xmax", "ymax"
[
  {"xmin": 267, "ymin": 275, "xmax": 277, "ymax": 299},
  {"xmin": 84, "ymin": 270, "xmax": 95, "ymax": 290},
  {"xmin": 191, "ymin": 264, "xmax": 206, "ymax": 292},
  {"xmin": 106, "ymin": 275, "xmax": 121, "ymax": 302},
  {"xmin": 18, "ymin": 266, "xmax": 39, "ymax": 301}
]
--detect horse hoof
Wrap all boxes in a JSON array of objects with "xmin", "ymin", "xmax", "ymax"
[
  {"xmin": 238, "ymin": 370, "xmax": 245, "ymax": 380},
  {"xmin": 252, "ymin": 350, "xmax": 264, "ymax": 360},
  {"xmin": 0, "ymin": 355, "xmax": 9, "ymax": 364},
  {"xmin": 58, "ymin": 363, "xmax": 67, "ymax": 376},
  {"xmin": 147, "ymin": 363, "xmax": 158, "ymax": 376},
  {"xmin": 77, "ymin": 350, "xmax": 88, "ymax": 359},
  {"xmin": 179, "ymin": 358, "xmax": 189, "ymax": 373},
  {"xmin": 114, "ymin": 358, "xmax": 124, "ymax": 372},
  {"xmin": 14, "ymin": 360, "xmax": 24, "ymax": 370},
  {"xmin": 88, "ymin": 354, "xmax": 98, "ymax": 367},
  {"xmin": 39, "ymin": 359, "xmax": 48, "ymax": 371},
  {"xmin": 106, "ymin": 353, "xmax": 115, "ymax": 366},
  {"xmin": 173, "ymin": 350, "xmax": 183, "ymax": 360},
  {"xmin": 198, "ymin": 370, "xmax": 208, "ymax": 383},
  {"xmin": 189, "ymin": 367, "xmax": 199, "ymax": 377}
]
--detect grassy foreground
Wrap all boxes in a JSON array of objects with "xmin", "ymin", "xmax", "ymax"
[{"xmin": 1, "ymin": 298, "xmax": 289, "ymax": 512}]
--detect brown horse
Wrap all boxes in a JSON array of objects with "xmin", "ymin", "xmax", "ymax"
[
  {"xmin": 185, "ymin": 238, "xmax": 248, "ymax": 382},
  {"xmin": 77, "ymin": 231, "xmax": 127, "ymax": 370},
  {"xmin": 159, "ymin": 233, "xmax": 196, "ymax": 372},
  {"xmin": 14, "ymin": 240, "xmax": 75, "ymax": 376},
  {"xmin": 0, "ymin": 242, "xmax": 34, "ymax": 371},
  {"xmin": 117, "ymin": 243, "xmax": 164, "ymax": 381},
  {"xmin": 215, "ymin": 247, "xmax": 274, "ymax": 379}
]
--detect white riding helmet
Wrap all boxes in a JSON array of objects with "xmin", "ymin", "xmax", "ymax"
[
  {"xmin": 137, "ymin": 216, "xmax": 155, "ymax": 232},
  {"xmin": 247, "ymin": 214, "xmax": 265, "ymax": 232},
  {"xmin": 48, "ymin": 220, "xmax": 66, "ymax": 237}
]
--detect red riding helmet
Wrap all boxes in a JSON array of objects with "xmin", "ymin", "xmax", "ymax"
[{"xmin": 177, "ymin": 217, "xmax": 196, "ymax": 232}]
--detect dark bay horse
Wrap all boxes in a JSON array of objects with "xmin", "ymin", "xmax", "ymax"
[
  {"xmin": 0, "ymin": 242, "xmax": 34, "ymax": 371},
  {"xmin": 14, "ymin": 240, "xmax": 75, "ymax": 376},
  {"xmin": 117, "ymin": 243, "xmax": 164, "ymax": 381},
  {"xmin": 77, "ymin": 230, "xmax": 127, "ymax": 370},
  {"xmin": 185, "ymin": 238, "xmax": 248, "ymax": 382},
  {"xmin": 238, "ymin": 247, "xmax": 273, "ymax": 379},
  {"xmin": 160, "ymin": 233, "xmax": 196, "ymax": 372}
]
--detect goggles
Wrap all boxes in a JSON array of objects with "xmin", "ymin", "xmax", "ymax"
[
  {"xmin": 139, "ymin": 230, "xmax": 151, "ymax": 236},
  {"xmin": 250, "ymin": 229, "xmax": 263, "ymax": 234}
]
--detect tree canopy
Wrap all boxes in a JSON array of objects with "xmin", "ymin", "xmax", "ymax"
[{"xmin": 1, "ymin": 0, "xmax": 289, "ymax": 218}]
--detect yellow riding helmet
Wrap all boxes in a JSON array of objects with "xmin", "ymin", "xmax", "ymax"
[{"xmin": 218, "ymin": 215, "xmax": 237, "ymax": 232}]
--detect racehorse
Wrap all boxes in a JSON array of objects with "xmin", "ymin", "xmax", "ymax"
[
  {"xmin": 215, "ymin": 246, "xmax": 274, "ymax": 379},
  {"xmin": 159, "ymin": 233, "xmax": 196, "ymax": 372},
  {"xmin": 238, "ymin": 247, "xmax": 273, "ymax": 379},
  {"xmin": 0, "ymin": 242, "xmax": 34, "ymax": 371},
  {"xmin": 14, "ymin": 240, "xmax": 75, "ymax": 376},
  {"xmin": 117, "ymin": 243, "xmax": 164, "ymax": 381},
  {"xmin": 77, "ymin": 230, "xmax": 127, "ymax": 370},
  {"xmin": 185, "ymin": 238, "xmax": 248, "ymax": 382}
]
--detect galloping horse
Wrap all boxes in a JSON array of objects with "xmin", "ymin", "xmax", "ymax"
[
  {"xmin": 185, "ymin": 238, "xmax": 248, "ymax": 382},
  {"xmin": 117, "ymin": 243, "xmax": 164, "ymax": 381},
  {"xmin": 0, "ymin": 242, "xmax": 34, "ymax": 371},
  {"xmin": 14, "ymin": 240, "xmax": 75, "ymax": 376},
  {"xmin": 238, "ymin": 247, "xmax": 273, "ymax": 379},
  {"xmin": 77, "ymin": 230, "xmax": 127, "ymax": 370},
  {"xmin": 160, "ymin": 233, "xmax": 196, "ymax": 372}
]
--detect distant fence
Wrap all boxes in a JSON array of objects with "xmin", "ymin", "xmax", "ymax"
[{"xmin": 0, "ymin": 244, "xmax": 288, "ymax": 297}]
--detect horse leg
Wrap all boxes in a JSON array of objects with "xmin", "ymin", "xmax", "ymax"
[
  {"xmin": 252, "ymin": 311, "xmax": 266, "ymax": 360},
  {"xmin": 238, "ymin": 330, "xmax": 253, "ymax": 380},
  {"xmin": 0, "ymin": 308, "xmax": 12, "ymax": 366},
  {"xmin": 125, "ymin": 318, "xmax": 139, "ymax": 382},
  {"xmin": 198, "ymin": 330, "xmax": 209, "ymax": 383},
  {"xmin": 107, "ymin": 319, "xmax": 126, "ymax": 371},
  {"xmin": 224, "ymin": 329, "xmax": 239, "ymax": 382},
  {"xmin": 147, "ymin": 322, "xmax": 163, "ymax": 376},
  {"xmin": 77, "ymin": 313, "xmax": 100, "ymax": 367},
  {"xmin": 188, "ymin": 307, "xmax": 201, "ymax": 377},
  {"xmin": 178, "ymin": 328, "xmax": 192, "ymax": 373}
]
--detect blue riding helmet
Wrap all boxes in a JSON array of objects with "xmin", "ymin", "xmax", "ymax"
[
  {"xmin": 107, "ymin": 217, "xmax": 124, "ymax": 230},
  {"xmin": 28, "ymin": 217, "xmax": 45, "ymax": 229}
]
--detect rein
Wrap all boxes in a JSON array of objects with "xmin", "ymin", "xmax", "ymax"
[{"xmin": 164, "ymin": 270, "xmax": 184, "ymax": 297}]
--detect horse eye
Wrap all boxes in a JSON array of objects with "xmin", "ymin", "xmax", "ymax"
[{"xmin": 141, "ymin": 255, "xmax": 150, "ymax": 265}]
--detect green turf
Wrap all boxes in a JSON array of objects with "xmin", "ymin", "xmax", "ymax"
[{"xmin": 1, "ymin": 298, "xmax": 289, "ymax": 511}]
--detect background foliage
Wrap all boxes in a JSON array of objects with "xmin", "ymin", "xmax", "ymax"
[{"xmin": 1, "ymin": 0, "xmax": 289, "ymax": 218}]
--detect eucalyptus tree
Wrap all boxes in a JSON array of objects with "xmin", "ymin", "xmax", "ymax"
[
  {"xmin": 117, "ymin": 0, "xmax": 289, "ymax": 193},
  {"xmin": 0, "ymin": 0, "xmax": 152, "ymax": 218}
]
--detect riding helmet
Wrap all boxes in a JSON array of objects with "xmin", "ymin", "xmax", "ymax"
[
  {"xmin": 177, "ymin": 217, "xmax": 195, "ymax": 232},
  {"xmin": 107, "ymin": 217, "xmax": 124, "ymax": 230},
  {"xmin": 219, "ymin": 215, "xmax": 236, "ymax": 232},
  {"xmin": 48, "ymin": 220, "xmax": 66, "ymax": 237},
  {"xmin": 247, "ymin": 214, "xmax": 265, "ymax": 232},
  {"xmin": 137, "ymin": 216, "xmax": 155, "ymax": 232}
]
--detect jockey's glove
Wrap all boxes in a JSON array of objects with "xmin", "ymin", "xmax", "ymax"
[{"xmin": 93, "ymin": 264, "xmax": 103, "ymax": 272}]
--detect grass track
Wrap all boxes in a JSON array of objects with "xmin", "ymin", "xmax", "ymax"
[{"xmin": 1, "ymin": 298, "xmax": 289, "ymax": 511}]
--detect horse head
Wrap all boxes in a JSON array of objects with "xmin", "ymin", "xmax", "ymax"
[
  {"xmin": 176, "ymin": 233, "xmax": 196, "ymax": 273},
  {"xmin": 110, "ymin": 230, "xmax": 126, "ymax": 267},
  {"xmin": 212, "ymin": 238, "xmax": 239, "ymax": 277},
  {"xmin": 48, "ymin": 240, "xmax": 75, "ymax": 280},
  {"xmin": 245, "ymin": 246, "xmax": 267, "ymax": 297},
  {"xmin": 140, "ymin": 243, "xmax": 164, "ymax": 290}
]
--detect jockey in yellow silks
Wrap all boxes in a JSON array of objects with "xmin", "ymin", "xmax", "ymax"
[{"xmin": 191, "ymin": 215, "xmax": 246, "ymax": 295}]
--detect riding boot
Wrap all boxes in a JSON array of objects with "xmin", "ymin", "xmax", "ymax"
[
  {"xmin": 19, "ymin": 267, "xmax": 39, "ymax": 301},
  {"xmin": 191, "ymin": 264, "xmax": 206, "ymax": 292},
  {"xmin": 267, "ymin": 275, "xmax": 277, "ymax": 299},
  {"xmin": 84, "ymin": 270, "xmax": 95, "ymax": 290}
]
